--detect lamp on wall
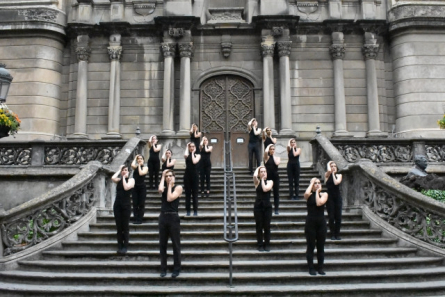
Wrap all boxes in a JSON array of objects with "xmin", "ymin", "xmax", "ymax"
[{"xmin": 0, "ymin": 63, "xmax": 13, "ymax": 104}]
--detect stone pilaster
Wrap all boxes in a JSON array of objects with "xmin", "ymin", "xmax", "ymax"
[
  {"xmin": 329, "ymin": 32, "xmax": 351, "ymax": 137},
  {"xmin": 161, "ymin": 42, "xmax": 176, "ymax": 135},
  {"xmin": 177, "ymin": 42, "xmax": 193, "ymax": 135},
  {"xmin": 103, "ymin": 33, "xmax": 122, "ymax": 139},
  {"xmin": 261, "ymin": 41, "xmax": 276, "ymax": 131},
  {"xmin": 277, "ymin": 41, "xmax": 294, "ymax": 135}
]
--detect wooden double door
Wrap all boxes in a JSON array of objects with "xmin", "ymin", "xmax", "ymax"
[{"xmin": 200, "ymin": 75, "xmax": 255, "ymax": 168}]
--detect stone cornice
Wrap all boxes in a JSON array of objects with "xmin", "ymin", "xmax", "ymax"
[
  {"xmin": 178, "ymin": 42, "xmax": 194, "ymax": 58},
  {"xmin": 277, "ymin": 41, "xmax": 292, "ymax": 57},
  {"xmin": 107, "ymin": 46, "xmax": 122, "ymax": 61},
  {"xmin": 388, "ymin": 3, "xmax": 445, "ymax": 32},
  {"xmin": 362, "ymin": 44, "xmax": 380, "ymax": 60},
  {"xmin": 161, "ymin": 42, "xmax": 176, "ymax": 58},
  {"xmin": 329, "ymin": 44, "xmax": 346, "ymax": 60},
  {"xmin": 261, "ymin": 42, "xmax": 275, "ymax": 57}
]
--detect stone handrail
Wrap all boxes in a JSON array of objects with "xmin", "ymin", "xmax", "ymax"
[
  {"xmin": 312, "ymin": 134, "xmax": 445, "ymax": 250},
  {"xmin": 0, "ymin": 137, "xmax": 145, "ymax": 257}
]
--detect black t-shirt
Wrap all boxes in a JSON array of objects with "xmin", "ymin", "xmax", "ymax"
[
  {"xmin": 254, "ymin": 180, "xmax": 271, "ymax": 210},
  {"xmin": 161, "ymin": 185, "xmax": 179, "ymax": 212},
  {"xmin": 306, "ymin": 192, "xmax": 325, "ymax": 219}
]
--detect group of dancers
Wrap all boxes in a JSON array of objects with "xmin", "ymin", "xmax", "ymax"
[{"xmin": 111, "ymin": 120, "xmax": 343, "ymax": 277}]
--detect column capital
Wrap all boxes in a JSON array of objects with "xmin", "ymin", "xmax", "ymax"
[
  {"xmin": 107, "ymin": 46, "xmax": 122, "ymax": 61},
  {"xmin": 161, "ymin": 42, "xmax": 176, "ymax": 58},
  {"xmin": 329, "ymin": 44, "xmax": 345, "ymax": 60},
  {"xmin": 261, "ymin": 42, "xmax": 275, "ymax": 57},
  {"xmin": 178, "ymin": 42, "xmax": 194, "ymax": 58},
  {"xmin": 75, "ymin": 46, "xmax": 91, "ymax": 61},
  {"xmin": 363, "ymin": 44, "xmax": 380, "ymax": 60},
  {"xmin": 277, "ymin": 41, "xmax": 292, "ymax": 57}
]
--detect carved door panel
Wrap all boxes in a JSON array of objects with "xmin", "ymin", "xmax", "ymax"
[{"xmin": 200, "ymin": 75, "xmax": 254, "ymax": 168}]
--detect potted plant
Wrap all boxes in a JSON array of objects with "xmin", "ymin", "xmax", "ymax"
[{"xmin": 0, "ymin": 105, "xmax": 21, "ymax": 138}]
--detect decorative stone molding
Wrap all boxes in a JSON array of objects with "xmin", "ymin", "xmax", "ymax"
[
  {"xmin": 178, "ymin": 42, "xmax": 194, "ymax": 58},
  {"xmin": 0, "ymin": 147, "xmax": 32, "ymax": 166},
  {"xmin": 107, "ymin": 46, "xmax": 122, "ymax": 61},
  {"xmin": 335, "ymin": 144, "xmax": 413, "ymax": 163},
  {"xmin": 261, "ymin": 42, "xmax": 275, "ymax": 57},
  {"xmin": 277, "ymin": 41, "xmax": 292, "ymax": 57},
  {"xmin": 271, "ymin": 26, "xmax": 284, "ymax": 36},
  {"xmin": 363, "ymin": 44, "xmax": 380, "ymax": 60},
  {"xmin": 161, "ymin": 43, "xmax": 176, "ymax": 58},
  {"xmin": 329, "ymin": 44, "xmax": 346, "ymax": 60},
  {"xmin": 221, "ymin": 42, "xmax": 232, "ymax": 58},
  {"xmin": 208, "ymin": 7, "xmax": 245, "ymax": 24},
  {"xmin": 18, "ymin": 9, "xmax": 57, "ymax": 22},
  {"xmin": 44, "ymin": 146, "xmax": 121, "ymax": 165},
  {"xmin": 426, "ymin": 145, "xmax": 445, "ymax": 162},
  {"xmin": 168, "ymin": 28, "xmax": 184, "ymax": 38},
  {"xmin": 296, "ymin": 2, "xmax": 319, "ymax": 20},
  {"xmin": 133, "ymin": 1, "xmax": 156, "ymax": 16},
  {"xmin": 75, "ymin": 46, "xmax": 91, "ymax": 62}
]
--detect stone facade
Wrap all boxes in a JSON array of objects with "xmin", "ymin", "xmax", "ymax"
[{"xmin": 0, "ymin": 0, "xmax": 444, "ymax": 165}]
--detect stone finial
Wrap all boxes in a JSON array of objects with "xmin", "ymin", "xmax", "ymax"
[
  {"xmin": 362, "ymin": 44, "xmax": 379, "ymax": 60},
  {"xmin": 277, "ymin": 41, "xmax": 292, "ymax": 57},
  {"xmin": 261, "ymin": 42, "xmax": 275, "ymax": 57},
  {"xmin": 329, "ymin": 44, "xmax": 345, "ymax": 60},
  {"xmin": 221, "ymin": 42, "xmax": 232, "ymax": 58},
  {"xmin": 161, "ymin": 43, "xmax": 176, "ymax": 58},
  {"xmin": 75, "ymin": 46, "xmax": 91, "ymax": 61},
  {"xmin": 178, "ymin": 42, "xmax": 194, "ymax": 58},
  {"xmin": 107, "ymin": 46, "xmax": 122, "ymax": 60}
]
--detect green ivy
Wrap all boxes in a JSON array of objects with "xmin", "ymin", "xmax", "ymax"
[{"xmin": 421, "ymin": 189, "xmax": 445, "ymax": 203}]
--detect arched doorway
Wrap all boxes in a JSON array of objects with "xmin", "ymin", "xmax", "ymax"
[{"xmin": 200, "ymin": 75, "xmax": 255, "ymax": 168}]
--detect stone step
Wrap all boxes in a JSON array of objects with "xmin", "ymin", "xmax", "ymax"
[
  {"xmin": 58, "ymin": 238, "xmax": 400, "ymax": 251},
  {"xmin": 41, "ymin": 247, "xmax": 419, "ymax": 262},
  {"xmin": 16, "ymin": 257, "xmax": 443, "ymax": 274}
]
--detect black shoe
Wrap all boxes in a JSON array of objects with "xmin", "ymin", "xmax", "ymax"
[
  {"xmin": 331, "ymin": 236, "xmax": 336, "ymax": 240},
  {"xmin": 186, "ymin": 211, "xmax": 190, "ymax": 216},
  {"xmin": 318, "ymin": 269, "xmax": 326, "ymax": 275},
  {"xmin": 309, "ymin": 268, "xmax": 317, "ymax": 276},
  {"xmin": 335, "ymin": 236, "xmax": 342, "ymax": 240},
  {"xmin": 193, "ymin": 211, "xmax": 197, "ymax": 216},
  {"xmin": 160, "ymin": 271, "xmax": 166, "ymax": 277},
  {"xmin": 171, "ymin": 271, "xmax": 180, "ymax": 278},
  {"xmin": 274, "ymin": 210, "xmax": 279, "ymax": 215},
  {"xmin": 264, "ymin": 244, "xmax": 270, "ymax": 252},
  {"xmin": 257, "ymin": 244, "xmax": 264, "ymax": 252},
  {"xmin": 120, "ymin": 247, "xmax": 127, "ymax": 254}
]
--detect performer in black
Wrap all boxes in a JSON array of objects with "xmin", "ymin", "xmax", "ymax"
[
  {"xmin": 161, "ymin": 149, "xmax": 176, "ymax": 171},
  {"xmin": 199, "ymin": 136, "xmax": 213, "ymax": 197},
  {"xmin": 262, "ymin": 127, "xmax": 276, "ymax": 150},
  {"xmin": 247, "ymin": 118, "xmax": 262, "ymax": 175},
  {"xmin": 190, "ymin": 123, "xmax": 202, "ymax": 154},
  {"xmin": 111, "ymin": 165, "xmax": 135, "ymax": 254},
  {"xmin": 158, "ymin": 169, "xmax": 183, "ymax": 278},
  {"xmin": 131, "ymin": 154, "xmax": 148, "ymax": 224},
  {"xmin": 264, "ymin": 144, "xmax": 281, "ymax": 215},
  {"xmin": 253, "ymin": 166, "xmax": 273, "ymax": 252},
  {"xmin": 184, "ymin": 142, "xmax": 201, "ymax": 216},
  {"xmin": 304, "ymin": 177, "xmax": 328, "ymax": 276},
  {"xmin": 147, "ymin": 135, "xmax": 161, "ymax": 189},
  {"xmin": 287, "ymin": 138, "xmax": 301, "ymax": 200},
  {"xmin": 325, "ymin": 161, "xmax": 343, "ymax": 240}
]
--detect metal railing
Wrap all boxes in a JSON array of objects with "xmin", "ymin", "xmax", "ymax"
[{"xmin": 222, "ymin": 131, "xmax": 238, "ymax": 287}]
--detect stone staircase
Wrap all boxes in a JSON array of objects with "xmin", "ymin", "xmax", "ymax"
[{"xmin": 0, "ymin": 168, "xmax": 445, "ymax": 296}]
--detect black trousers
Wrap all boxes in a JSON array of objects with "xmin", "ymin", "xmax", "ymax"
[
  {"xmin": 132, "ymin": 185, "xmax": 146, "ymax": 222},
  {"xmin": 305, "ymin": 216, "xmax": 327, "ymax": 269},
  {"xmin": 271, "ymin": 176, "xmax": 280, "ymax": 212},
  {"xmin": 326, "ymin": 193, "xmax": 343, "ymax": 237},
  {"xmin": 113, "ymin": 199, "xmax": 131, "ymax": 249},
  {"xmin": 248, "ymin": 142, "xmax": 261, "ymax": 173},
  {"xmin": 147, "ymin": 158, "xmax": 160, "ymax": 189},
  {"xmin": 200, "ymin": 161, "xmax": 211, "ymax": 192},
  {"xmin": 184, "ymin": 173, "xmax": 199, "ymax": 212},
  {"xmin": 159, "ymin": 212, "xmax": 181, "ymax": 273},
  {"xmin": 253, "ymin": 207, "xmax": 272, "ymax": 246},
  {"xmin": 287, "ymin": 163, "xmax": 300, "ymax": 198}
]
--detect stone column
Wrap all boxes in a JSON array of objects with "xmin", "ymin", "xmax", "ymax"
[
  {"xmin": 161, "ymin": 42, "xmax": 176, "ymax": 135},
  {"xmin": 277, "ymin": 41, "xmax": 294, "ymax": 135},
  {"xmin": 103, "ymin": 34, "xmax": 122, "ymax": 139},
  {"xmin": 177, "ymin": 42, "xmax": 193, "ymax": 135},
  {"xmin": 261, "ymin": 41, "xmax": 276, "ymax": 130},
  {"xmin": 363, "ymin": 32, "xmax": 387, "ymax": 137},
  {"xmin": 71, "ymin": 35, "xmax": 91, "ymax": 139},
  {"xmin": 329, "ymin": 32, "xmax": 351, "ymax": 137}
]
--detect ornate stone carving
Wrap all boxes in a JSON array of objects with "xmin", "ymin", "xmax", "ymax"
[
  {"xmin": 75, "ymin": 47, "xmax": 91, "ymax": 62},
  {"xmin": 277, "ymin": 41, "xmax": 292, "ymax": 57},
  {"xmin": 133, "ymin": 1, "xmax": 156, "ymax": 16},
  {"xmin": 261, "ymin": 42, "xmax": 275, "ymax": 57},
  {"xmin": 361, "ymin": 179, "xmax": 445, "ymax": 249},
  {"xmin": 221, "ymin": 42, "xmax": 232, "ymax": 58},
  {"xmin": 2, "ymin": 182, "xmax": 96, "ymax": 256},
  {"xmin": 168, "ymin": 28, "xmax": 184, "ymax": 38},
  {"xmin": 178, "ymin": 42, "xmax": 194, "ymax": 58},
  {"xmin": 329, "ymin": 44, "xmax": 346, "ymax": 60},
  {"xmin": 363, "ymin": 44, "xmax": 380, "ymax": 60},
  {"xmin": 44, "ymin": 146, "xmax": 121, "ymax": 165},
  {"xmin": 161, "ymin": 43, "xmax": 176, "ymax": 58},
  {"xmin": 208, "ymin": 8, "xmax": 244, "ymax": 23},
  {"xmin": 335, "ymin": 144, "xmax": 413, "ymax": 163},
  {"xmin": 107, "ymin": 46, "xmax": 122, "ymax": 61},
  {"xmin": 18, "ymin": 9, "xmax": 57, "ymax": 22},
  {"xmin": 296, "ymin": 2, "xmax": 320, "ymax": 20},
  {"xmin": 0, "ymin": 148, "xmax": 32, "ymax": 165},
  {"xmin": 426, "ymin": 145, "xmax": 445, "ymax": 162},
  {"xmin": 271, "ymin": 26, "xmax": 284, "ymax": 36}
]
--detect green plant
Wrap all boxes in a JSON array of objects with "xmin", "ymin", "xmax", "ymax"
[
  {"xmin": 437, "ymin": 114, "xmax": 445, "ymax": 129},
  {"xmin": 421, "ymin": 189, "xmax": 445, "ymax": 203},
  {"xmin": 0, "ymin": 106, "xmax": 21, "ymax": 135}
]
